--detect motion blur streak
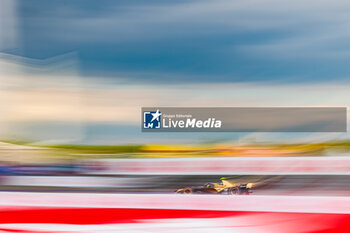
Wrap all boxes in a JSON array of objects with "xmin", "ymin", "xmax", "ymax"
[
  {"xmin": 0, "ymin": 193, "xmax": 350, "ymax": 232},
  {"xmin": 0, "ymin": 209, "xmax": 350, "ymax": 233},
  {"xmin": 2, "ymin": 1, "xmax": 350, "ymax": 233}
]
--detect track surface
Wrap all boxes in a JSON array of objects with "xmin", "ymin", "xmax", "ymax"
[{"xmin": 1, "ymin": 175, "xmax": 350, "ymax": 196}]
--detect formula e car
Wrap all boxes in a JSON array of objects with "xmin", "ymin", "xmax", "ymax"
[{"xmin": 176, "ymin": 177, "xmax": 253, "ymax": 195}]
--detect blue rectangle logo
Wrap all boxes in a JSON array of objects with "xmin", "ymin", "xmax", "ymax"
[{"xmin": 143, "ymin": 110, "xmax": 162, "ymax": 129}]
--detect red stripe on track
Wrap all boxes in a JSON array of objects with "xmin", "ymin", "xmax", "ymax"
[
  {"xmin": 0, "ymin": 208, "xmax": 247, "ymax": 224},
  {"xmin": 0, "ymin": 228, "xmax": 76, "ymax": 233},
  {"xmin": 0, "ymin": 207, "xmax": 350, "ymax": 229}
]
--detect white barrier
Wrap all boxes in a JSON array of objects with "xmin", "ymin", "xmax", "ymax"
[
  {"xmin": 2, "ymin": 176, "xmax": 160, "ymax": 188},
  {"xmin": 85, "ymin": 156, "xmax": 350, "ymax": 175},
  {"xmin": 1, "ymin": 192, "xmax": 350, "ymax": 214}
]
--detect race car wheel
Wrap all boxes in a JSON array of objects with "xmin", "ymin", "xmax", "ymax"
[
  {"xmin": 227, "ymin": 187, "xmax": 239, "ymax": 195},
  {"xmin": 183, "ymin": 187, "xmax": 193, "ymax": 194}
]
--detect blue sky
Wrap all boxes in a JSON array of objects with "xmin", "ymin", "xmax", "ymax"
[
  {"xmin": 12, "ymin": 0, "xmax": 350, "ymax": 83},
  {"xmin": 1, "ymin": 0, "xmax": 350, "ymax": 144}
]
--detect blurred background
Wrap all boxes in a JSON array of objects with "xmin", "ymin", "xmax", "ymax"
[{"xmin": 1, "ymin": 0, "xmax": 350, "ymax": 195}]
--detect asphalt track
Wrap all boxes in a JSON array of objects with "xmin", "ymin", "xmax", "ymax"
[{"xmin": 1, "ymin": 175, "xmax": 350, "ymax": 196}]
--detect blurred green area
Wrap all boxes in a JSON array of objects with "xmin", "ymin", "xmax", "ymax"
[{"xmin": 1, "ymin": 139, "xmax": 350, "ymax": 162}]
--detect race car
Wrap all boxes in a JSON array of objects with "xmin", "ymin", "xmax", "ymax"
[{"xmin": 175, "ymin": 177, "xmax": 253, "ymax": 195}]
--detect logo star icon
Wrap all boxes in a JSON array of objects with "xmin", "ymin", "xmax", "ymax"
[{"xmin": 151, "ymin": 109, "xmax": 161, "ymax": 122}]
